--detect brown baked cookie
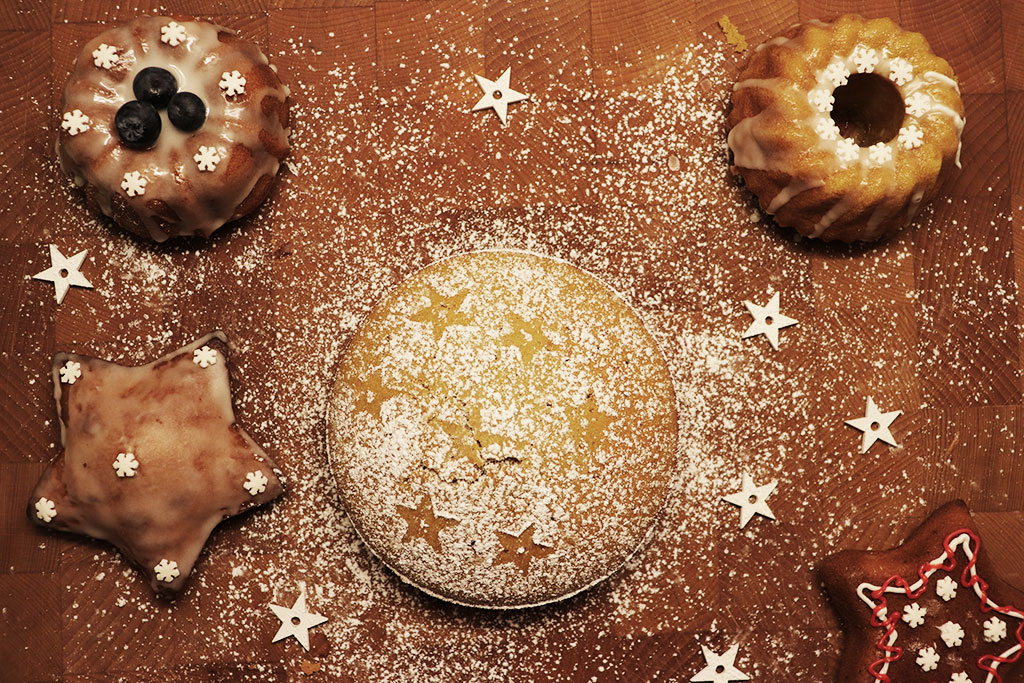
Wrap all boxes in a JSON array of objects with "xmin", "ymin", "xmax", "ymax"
[
  {"xmin": 27, "ymin": 332, "xmax": 283, "ymax": 596},
  {"xmin": 821, "ymin": 500, "xmax": 1024, "ymax": 683}
]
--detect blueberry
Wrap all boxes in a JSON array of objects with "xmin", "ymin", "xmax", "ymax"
[
  {"xmin": 115, "ymin": 100, "xmax": 161, "ymax": 149},
  {"xmin": 167, "ymin": 91, "xmax": 206, "ymax": 132},
  {"xmin": 132, "ymin": 67, "xmax": 178, "ymax": 108}
]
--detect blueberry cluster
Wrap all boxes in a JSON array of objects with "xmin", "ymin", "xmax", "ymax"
[{"xmin": 115, "ymin": 67, "xmax": 206, "ymax": 149}]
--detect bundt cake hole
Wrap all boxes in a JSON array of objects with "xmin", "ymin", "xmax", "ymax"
[{"xmin": 830, "ymin": 73, "xmax": 904, "ymax": 147}]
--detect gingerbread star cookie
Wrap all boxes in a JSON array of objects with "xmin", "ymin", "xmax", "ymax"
[
  {"xmin": 27, "ymin": 332, "xmax": 283, "ymax": 595},
  {"xmin": 821, "ymin": 500, "xmax": 1024, "ymax": 683}
]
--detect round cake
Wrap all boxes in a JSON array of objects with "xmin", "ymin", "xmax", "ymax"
[
  {"xmin": 726, "ymin": 15, "xmax": 965, "ymax": 243},
  {"xmin": 327, "ymin": 250, "xmax": 679, "ymax": 608},
  {"xmin": 57, "ymin": 16, "xmax": 290, "ymax": 242}
]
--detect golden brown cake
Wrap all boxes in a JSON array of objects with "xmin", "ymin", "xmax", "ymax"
[
  {"xmin": 726, "ymin": 15, "xmax": 965, "ymax": 243},
  {"xmin": 327, "ymin": 250, "xmax": 679, "ymax": 608},
  {"xmin": 57, "ymin": 16, "xmax": 290, "ymax": 242}
]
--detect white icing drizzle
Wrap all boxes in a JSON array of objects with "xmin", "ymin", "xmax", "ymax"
[
  {"xmin": 58, "ymin": 17, "xmax": 290, "ymax": 241},
  {"xmin": 767, "ymin": 177, "xmax": 824, "ymax": 214}
]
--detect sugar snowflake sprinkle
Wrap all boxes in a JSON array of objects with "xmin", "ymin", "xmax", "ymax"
[
  {"xmin": 92, "ymin": 43, "xmax": 118, "ymax": 69},
  {"xmin": 916, "ymin": 646, "xmax": 940, "ymax": 671},
  {"xmin": 113, "ymin": 452, "xmax": 139, "ymax": 478},
  {"xmin": 888, "ymin": 57, "xmax": 913, "ymax": 86},
  {"xmin": 193, "ymin": 345, "xmax": 218, "ymax": 368},
  {"xmin": 899, "ymin": 124, "xmax": 924, "ymax": 150},
  {"xmin": 852, "ymin": 46, "xmax": 879, "ymax": 73},
  {"xmin": 154, "ymin": 559, "xmax": 180, "ymax": 583},
  {"xmin": 121, "ymin": 171, "xmax": 147, "ymax": 197},
  {"xmin": 61, "ymin": 110, "xmax": 91, "ymax": 136},
  {"xmin": 906, "ymin": 92, "xmax": 931, "ymax": 117},
  {"xmin": 901, "ymin": 602, "xmax": 926, "ymax": 628},
  {"xmin": 219, "ymin": 70, "xmax": 246, "ymax": 97},
  {"xmin": 160, "ymin": 21, "xmax": 187, "ymax": 46},
  {"xmin": 868, "ymin": 142, "xmax": 892, "ymax": 165},
  {"xmin": 59, "ymin": 360, "xmax": 82, "ymax": 384},
  {"xmin": 193, "ymin": 146, "xmax": 222, "ymax": 172},
  {"xmin": 244, "ymin": 470, "xmax": 269, "ymax": 496},
  {"xmin": 34, "ymin": 497, "xmax": 56, "ymax": 523},
  {"xmin": 808, "ymin": 88, "xmax": 834, "ymax": 113},
  {"xmin": 950, "ymin": 673, "xmax": 972, "ymax": 683},
  {"xmin": 824, "ymin": 58, "xmax": 850, "ymax": 87},
  {"xmin": 936, "ymin": 575, "xmax": 957, "ymax": 601},
  {"xmin": 938, "ymin": 620, "xmax": 965, "ymax": 648},
  {"xmin": 836, "ymin": 138, "xmax": 860, "ymax": 164},
  {"xmin": 983, "ymin": 616, "xmax": 1007, "ymax": 643}
]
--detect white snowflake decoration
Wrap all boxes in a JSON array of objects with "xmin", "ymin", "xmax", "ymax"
[
  {"xmin": 59, "ymin": 360, "xmax": 82, "ymax": 384},
  {"xmin": 113, "ymin": 452, "xmax": 139, "ymax": 478},
  {"xmin": 901, "ymin": 602, "xmax": 927, "ymax": 628},
  {"xmin": 899, "ymin": 124, "xmax": 924, "ymax": 150},
  {"xmin": 192, "ymin": 345, "xmax": 217, "ymax": 368},
  {"xmin": 193, "ymin": 146, "xmax": 222, "ymax": 172},
  {"xmin": 868, "ymin": 142, "xmax": 893, "ymax": 165},
  {"xmin": 950, "ymin": 673, "xmax": 973, "ymax": 683},
  {"xmin": 34, "ymin": 497, "xmax": 56, "ymax": 523},
  {"xmin": 906, "ymin": 92, "xmax": 931, "ymax": 117},
  {"xmin": 824, "ymin": 58, "xmax": 850, "ymax": 87},
  {"xmin": 154, "ymin": 559, "xmax": 180, "ymax": 583},
  {"xmin": 121, "ymin": 171, "xmax": 147, "ymax": 197},
  {"xmin": 814, "ymin": 118, "xmax": 840, "ymax": 141},
  {"xmin": 244, "ymin": 470, "xmax": 269, "ymax": 496},
  {"xmin": 92, "ymin": 43, "xmax": 118, "ymax": 69},
  {"xmin": 809, "ymin": 88, "xmax": 835, "ymax": 113},
  {"xmin": 219, "ymin": 70, "xmax": 246, "ymax": 97},
  {"xmin": 160, "ymin": 21, "xmax": 187, "ymax": 47},
  {"xmin": 936, "ymin": 575, "xmax": 958, "ymax": 601},
  {"xmin": 61, "ymin": 110, "xmax": 91, "ymax": 136},
  {"xmin": 916, "ymin": 646, "xmax": 940, "ymax": 671},
  {"xmin": 852, "ymin": 46, "xmax": 879, "ymax": 73},
  {"xmin": 939, "ymin": 620, "xmax": 965, "ymax": 648},
  {"xmin": 836, "ymin": 138, "xmax": 860, "ymax": 164},
  {"xmin": 984, "ymin": 616, "xmax": 1007, "ymax": 643},
  {"xmin": 888, "ymin": 57, "xmax": 914, "ymax": 86}
]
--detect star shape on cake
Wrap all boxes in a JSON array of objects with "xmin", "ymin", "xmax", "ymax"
[
  {"xmin": 493, "ymin": 523, "xmax": 554, "ymax": 571},
  {"xmin": 33, "ymin": 244, "xmax": 94, "ymax": 305},
  {"xmin": 741, "ymin": 291, "xmax": 797, "ymax": 351},
  {"xmin": 26, "ymin": 332, "xmax": 284, "ymax": 595},
  {"xmin": 501, "ymin": 313, "xmax": 552, "ymax": 364},
  {"xmin": 690, "ymin": 644, "xmax": 750, "ymax": 682},
  {"xmin": 568, "ymin": 391, "xmax": 615, "ymax": 449},
  {"xmin": 269, "ymin": 587, "xmax": 328, "ymax": 651},
  {"xmin": 722, "ymin": 473, "xmax": 777, "ymax": 529},
  {"xmin": 471, "ymin": 67, "xmax": 529, "ymax": 126},
  {"xmin": 845, "ymin": 396, "xmax": 902, "ymax": 454},
  {"xmin": 409, "ymin": 287, "xmax": 470, "ymax": 342},
  {"xmin": 397, "ymin": 494, "xmax": 459, "ymax": 553},
  {"xmin": 820, "ymin": 500, "xmax": 1024, "ymax": 683}
]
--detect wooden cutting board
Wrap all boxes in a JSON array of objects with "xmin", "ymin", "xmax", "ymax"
[{"xmin": 1, "ymin": 0, "xmax": 1021, "ymax": 681}]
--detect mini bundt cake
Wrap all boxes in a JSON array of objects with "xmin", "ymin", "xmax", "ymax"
[
  {"xmin": 727, "ymin": 15, "xmax": 965, "ymax": 243},
  {"xmin": 57, "ymin": 16, "xmax": 290, "ymax": 242},
  {"xmin": 327, "ymin": 251, "xmax": 679, "ymax": 608}
]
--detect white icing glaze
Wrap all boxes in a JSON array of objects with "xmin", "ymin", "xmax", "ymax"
[
  {"xmin": 767, "ymin": 177, "xmax": 824, "ymax": 214},
  {"xmin": 58, "ymin": 17, "xmax": 290, "ymax": 241}
]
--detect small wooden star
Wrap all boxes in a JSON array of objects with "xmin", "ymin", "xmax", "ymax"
[
  {"xmin": 269, "ymin": 587, "xmax": 328, "ymax": 651},
  {"xmin": 741, "ymin": 291, "xmax": 797, "ymax": 351},
  {"xmin": 721, "ymin": 473, "xmax": 777, "ymax": 529},
  {"xmin": 471, "ymin": 67, "xmax": 529, "ymax": 125},
  {"xmin": 32, "ymin": 244, "xmax": 94, "ymax": 304},
  {"xmin": 690, "ymin": 644, "xmax": 750, "ymax": 682},
  {"xmin": 397, "ymin": 495, "xmax": 459, "ymax": 553},
  {"xmin": 409, "ymin": 288, "xmax": 470, "ymax": 342},
  {"xmin": 27, "ymin": 333, "xmax": 283, "ymax": 595},
  {"xmin": 493, "ymin": 523, "xmax": 554, "ymax": 571},
  {"xmin": 845, "ymin": 396, "xmax": 902, "ymax": 453}
]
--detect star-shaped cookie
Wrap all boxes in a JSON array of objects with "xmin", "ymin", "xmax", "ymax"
[
  {"xmin": 27, "ymin": 332, "xmax": 284, "ymax": 595},
  {"xmin": 820, "ymin": 500, "xmax": 1024, "ymax": 683}
]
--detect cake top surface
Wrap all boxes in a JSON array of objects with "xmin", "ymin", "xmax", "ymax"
[{"xmin": 327, "ymin": 250, "xmax": 679, "ymax": 607}]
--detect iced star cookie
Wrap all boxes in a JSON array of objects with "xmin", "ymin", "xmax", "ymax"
[
  {"xmin": 327, "ymin": 250, "xmax": 679, "ymax": 608},
  {"xmin": 821, "ymin": 500, "xmax": 1024, "ymax": 682},
  {"xmin": 27, "ymin": 333, "xmax": 283, "ymax": 595}
]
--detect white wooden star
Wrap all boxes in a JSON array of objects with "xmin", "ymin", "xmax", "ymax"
[
  {"xmin": 471, "ymin": 67, "xmax": 529, "ymax": 126},
  {"xmin": 269, "ymin": 588, "xmax": 328, "ymax": 651},
  {"xmin": 691, "ymin": 644, "xmax": 750, "ymax": 683},
  {"xmin": 722, "ymin": 473, "xmax": 777, "ymax": 529},
  {"xmin": 741, "ymin": 291, "xmax": 797, "ymax": 351},
  {"xmin": 845, "ymin": 397, "xmax": 901, "ymax": 454},
  {"xmin": 32, "ymin": 244, "xmax": 94, "ymax": 304}
]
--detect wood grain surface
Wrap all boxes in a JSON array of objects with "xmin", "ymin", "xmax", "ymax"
[{"xmin": 1, "ymin": 0, "xmax": 1022, "ymax": 681}]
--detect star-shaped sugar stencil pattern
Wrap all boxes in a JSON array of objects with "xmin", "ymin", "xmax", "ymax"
[
  {"xmin": 741, "ymin": 291, "xmax": 798, "ymax": 351},
  {"xmin": 471, "ymin": 67, "xmax": 529, "ymax": 126},
  {"xmin": 269, "ymin": 587, "xmax": 328, "ymax": 651},
  {"xmin": 845, "ymin": 396, "xmax": 902, "ymax": 454},
  {"xmin": 32, "ymin": 244, "xmax": 94, "ymax": 304},
  {"xmin": 722, "ymin": 473, "xmax": 777, "ymax": 529},
  {"xmin": 690, "ymin": 644, "xmax": 750, "ymax": 683}
]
